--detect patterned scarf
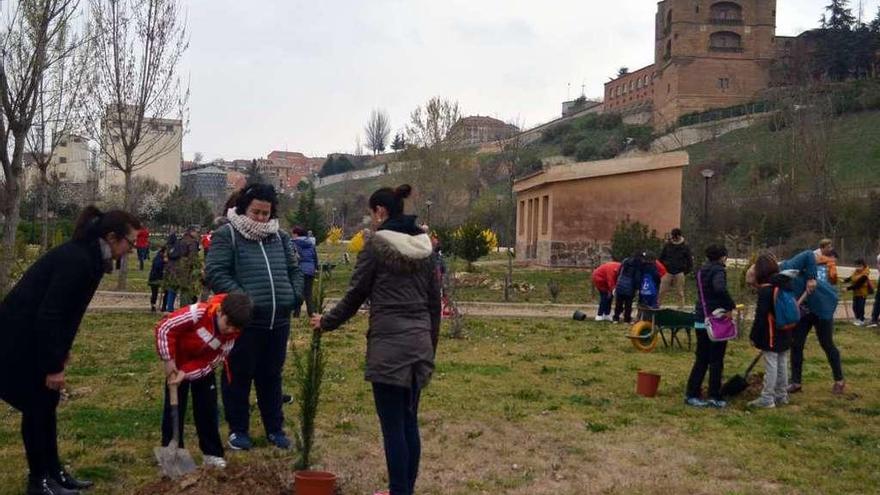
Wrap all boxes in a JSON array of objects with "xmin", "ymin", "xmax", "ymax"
[{"xmin": 226, "ymin": 208, "xmax": 279, "ymax": 241}]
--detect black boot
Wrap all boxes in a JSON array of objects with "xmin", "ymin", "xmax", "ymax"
[
  {"xmin": 53, "ymin": 469, "xmax": 94, "ymax": 490},
  {"xmin": 27, "ymin": 476, "xmax": 80, "ymax": 495}
]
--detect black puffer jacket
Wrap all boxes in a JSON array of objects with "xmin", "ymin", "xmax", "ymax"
[
  {"xmin": 694, "ymin": 261, "xmax": 736, "ymax": 319},
  {"xmin": 749, "ymin": 274, "xmax": 794, "ymax": 353},
  {"xmin": 0, "ymin": 240, "xmax": 105, "ymax": 384},
  {"xmin": 660, "ymin": 239, "xmax": 693, "ymax": 275},
  {"xmin": 206, "ymin": 223, "xmax": 303, "ymax": 330},
  {"xmin": 320, "ymin": 215, "xmax": 441, "ymax": 390}
]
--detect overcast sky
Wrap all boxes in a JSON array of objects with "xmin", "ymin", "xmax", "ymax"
[{"xmin": 182, "ymin": 0, "xmax": 880, "ymax": 161}]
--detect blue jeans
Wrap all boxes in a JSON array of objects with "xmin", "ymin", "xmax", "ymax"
[
  {"xmin": 372, "ymin": 381, "xmax": 422, "ymax": 495},
  {"xmin": 164, "ymin": 290, "xmax": 177, "ymax": 312},
  {"xmin": 137, "ymin": 248, "xmax": 149, "ymax": 270},
  {"xmin": 598, "ymin": 290, "xmax": 613, "ymax": 316}
]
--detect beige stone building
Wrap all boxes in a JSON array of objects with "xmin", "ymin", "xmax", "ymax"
[
  {"xmin": 514, "ymin": 151, "xmax": 688, "ymax": 267},
  {"xmin": 448, "ymin": 116, "xmax": 519, "ymax": 146},
  {"xmin": 101, "ymin": 105, "xmax": 183, "ymax": 191}
]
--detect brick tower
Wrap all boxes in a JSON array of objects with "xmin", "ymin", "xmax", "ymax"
[{"xmin": 652, "ymin": 0, "xmax": 778, "ymax": 130}]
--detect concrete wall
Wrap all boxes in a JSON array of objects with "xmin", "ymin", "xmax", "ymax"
[
  {"xmin": 651, "ymin": 111, "xmax": 772, "ymax": 152},
  {"xmin": 314, "ymin": 161, "xmax": 409, "ymax": 189}
]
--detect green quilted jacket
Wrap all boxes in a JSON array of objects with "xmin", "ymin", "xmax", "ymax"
[{"xmin": 205, "ymin": 223, "xmax": 304, "ymax": 330}]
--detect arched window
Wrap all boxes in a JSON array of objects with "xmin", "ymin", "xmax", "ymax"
[
  {"xmin": 710, "ymin": 31, "xmax": 743, "ymax": 52},
  {"xmin": 711, "ymin": 2, "xmax": 743, "ymax": 24}
]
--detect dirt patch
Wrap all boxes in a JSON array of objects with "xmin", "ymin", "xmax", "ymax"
[{"xmin": 133, "ymin": 461, "xmax": 295, "ymax": 495}]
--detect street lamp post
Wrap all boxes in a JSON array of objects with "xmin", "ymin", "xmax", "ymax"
[
  {"xmin": 425, "ymin": 200, "xmax": 433, "ymax": 226},
  {"xmin": 700, "ymin": 168, "xmax": 715, "ymax": 230}
]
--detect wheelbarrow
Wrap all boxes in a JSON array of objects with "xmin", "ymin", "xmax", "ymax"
[{"xmin": 627, "ymin": 307, "xmax": 695, "ymax": 353}]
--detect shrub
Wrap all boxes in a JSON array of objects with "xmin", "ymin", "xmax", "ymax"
[
  {"xmin": 325, "ymin": 226, "xmax": 344, "ymax": 245},
  {"xmin": 453, "ymin": 223, "xmax": 491, "ymax": 271},
  {"xmin": 482, "ymin": 229, "xmax": 499, "ymax": 252},
  {"xmin": 348, "ymin": 230, "xmax": 366, "ymax": 255},
  {"xmin": 595, "ymin": 113, "xmax": 623, "ymax": 130},
  {"xmin": 611, "ymin": 218, "xmax": 662, "ymax": 261},
  {"xmin": 575, "ymin": 142, "xmax": 598, "ymax": 161}
]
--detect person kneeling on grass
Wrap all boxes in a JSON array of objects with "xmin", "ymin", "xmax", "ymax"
[{"xmin": 154, "ymin": 293, "xmax": 254, "ymax": 469}]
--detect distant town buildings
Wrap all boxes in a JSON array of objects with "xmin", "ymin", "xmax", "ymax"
[
  {"xmin": 449, "ymin": 116, "xmax": 519, "ymax": 146},
  {"xmin": 100, "ymin": 105, "xmax": 183, "ymax": 191}
]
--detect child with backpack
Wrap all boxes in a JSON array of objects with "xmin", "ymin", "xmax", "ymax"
[
  {"xmin": 748, "ymin": 254, "xmax": 802, "ymax": 409},
  {"xmin": 844, "ymin": 258, "xmax": 873, "ymax": 326},
  {"xmin": 154, "ymin": 293, "xmax": 253, "ymax": 469},
  {"xmin": 613, "ymin": 254, "xmax": 642, "ymax": 324},
  {"xmin": 638, "ymin": 253, "xmax": 662, "ymax": 309}
]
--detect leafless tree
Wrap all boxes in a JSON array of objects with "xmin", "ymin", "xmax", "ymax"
[
  {"xmin": 493, "ymin": 118, "xmax": 525, "ymax": 301},
  {"xmin": 0, "ymin": 0, "xmax": 82, "ymax": 293},
  {"xmin": 364, "ymin": 108, "xmax": 390, "ymax": 155},
  {"xmin": 26, "ymin": 19, "xmax": 90, "ymax": 252},
  {"xmin": 406, "ymin": 96, "xmax": 461, "ymax": 149},
  {"xmin": 83, "ymin": 0, "xmax": 189, "ymax": 289}
]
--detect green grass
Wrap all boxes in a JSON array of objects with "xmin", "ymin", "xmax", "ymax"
[
  {"xmin": 686, "ymin": 110, "xmax": 880, "ymax": 192},
  {"xmin": 1, "ymin": 312, "xmax": 878, "ymax": 494}
]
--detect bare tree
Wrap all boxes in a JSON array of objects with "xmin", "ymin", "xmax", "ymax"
[
  {"xmin": 83, "ymin": 0, "xmax": 189, "ymax": 289},
  {"xmin": 493, "ymin": 118, "xmax": 525, "ymax": 302},
  {"xmin": 0, "ymin": 0, "xmax": 82, "ymax": 293},
  {"xmin": 27, "ymin": 20, "xmax": 90, "ymax": 252},
  {"xmin": 364, "ymin": 108, "xmax": 390, "ymax": 155},
  {"xmin": 406, "ymin": 96, "xmax": 461, "ymax": 149}
]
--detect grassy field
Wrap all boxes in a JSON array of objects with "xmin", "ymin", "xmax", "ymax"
[{"xmin": 1, "ymin": 312, "xmax": 877, "ymax": 494}]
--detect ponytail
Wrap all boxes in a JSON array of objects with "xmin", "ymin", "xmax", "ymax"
[
  {"xmin": 73, "ymin": 205, "xmax": 141, "ymax": 242},
  {"xmin": 369, "ymin": 183, "xmax": 412, "ymax": 217}
]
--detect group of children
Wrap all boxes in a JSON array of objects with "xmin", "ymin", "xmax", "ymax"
[{"xmin": 591, "ymin": 252, "xmax": 664, "ymax": 323}]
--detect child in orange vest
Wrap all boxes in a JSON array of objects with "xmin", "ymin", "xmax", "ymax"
[
  {"xmin": 154, "ymin": 293, "xmax": 253, "ymax": 468},
  {"xmin": 844, "ymin": 259, "xmax": 873, "ymax": 326}
]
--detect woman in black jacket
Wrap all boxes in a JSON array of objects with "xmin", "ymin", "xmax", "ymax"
[
  {"xmin": 0, "ymin": 206, "xmax": 140, "ymax": 495},
  {"xmin": 312, "ymin": 185, "xmax": 440, "ymax": 495},
  {"xmin": 685, "ymin": 244, "xmax": 736, "ymax": 409}
]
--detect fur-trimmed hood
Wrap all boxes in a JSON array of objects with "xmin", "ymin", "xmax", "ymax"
[{"xmin": 371, "ymin": 230, "xmax": 433, "ymax": 273}]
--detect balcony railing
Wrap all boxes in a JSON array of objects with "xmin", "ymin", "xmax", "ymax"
[
  {"xmin": 709, "ymin": 45, "xmax": 744, "ymax": 53},
  {"xmin": 710, "ymin": 18, "xmax": 744, "ymax": 26}
]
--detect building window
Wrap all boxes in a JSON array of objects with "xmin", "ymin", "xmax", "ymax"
[
  {"xmin": 59, "ymin": 141, "xmax": 67, "ymax": 147},
  {"xmin": 718, "ymin": 77, "xmax": 730, "ymax": 89},
  {"xmin": 59, "ymin": 157, "xmax": 67, "ymax": 164},
  {"xmin": 709, "ymin": 31, "xmax": 743, "ymax": 52},
  {"xmin": 73, "ymin": 136, "xmax": 82, "ymax": 143},
  {"xmin": 541, "ymin": 196, "xmax": 549, "ymax": 235},
  {"xmin": 710, "ymin": 2, "xmax": 743, "ymax": 24}
]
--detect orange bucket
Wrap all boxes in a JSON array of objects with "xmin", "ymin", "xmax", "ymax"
[
  {"xmin": 294, "ymin": 471, "xmax": 337, "ymax": 495},
  {"xmin": 636, "ymin": 371, "xmax": 661, "ymax": 397}
]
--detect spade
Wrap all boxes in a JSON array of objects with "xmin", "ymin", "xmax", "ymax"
[{"xmin": 153, "ymin": 381, "xmax": 197, "ymax": 478}]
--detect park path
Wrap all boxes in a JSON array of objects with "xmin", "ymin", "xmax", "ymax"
[{"xmin": 88, "ymin": 291, "xmax": 869, "ymax": 321}]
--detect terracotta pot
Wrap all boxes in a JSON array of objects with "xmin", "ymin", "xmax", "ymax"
[
  {"xmin": 636, "ymin": 371, "xmax": 661, "ymax": 398},
  {"xmin": 294, "ymin": 471, "xmax": 336, "ymax": 495}
]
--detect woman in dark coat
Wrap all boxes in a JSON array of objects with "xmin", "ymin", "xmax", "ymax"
[
  {"xmin": 685, "ymin": 244, "xmax": 736, "ymax": 409},
  {"xmin": 205, "ymin": 184, "xmax": 303, "ymax": 451},
  {"xmin": 312, "ymin": 184, "xmax": 441, "ymax": 495},
  {"xmin": 0, "ymin": 206, "xmax": 140, "ymax": 495}
]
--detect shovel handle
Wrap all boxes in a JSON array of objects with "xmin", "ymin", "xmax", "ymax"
[
  {"xmin": 744, "ymin": 352, "xmax": 763, "ymax": 377},
  {"xmin": 167, "ymin": 381, "xmax": 181, "ymax": 448}
]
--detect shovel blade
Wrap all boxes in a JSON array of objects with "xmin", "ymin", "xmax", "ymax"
[{"xmin": 154, "ymin": 445, "xmax": 197, "ymax": 478}]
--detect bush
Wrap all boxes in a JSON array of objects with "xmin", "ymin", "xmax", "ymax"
[
  {"xmin": 575, "ymin": 142, "xmax": 598, "ymax": 161},
  {"xmin": 594, "ymin": 113, "xmax": 623, "ymax": 130},
  {"xmin": 611, "ymin": 218, "xmax": 662, "ymax": 261}
]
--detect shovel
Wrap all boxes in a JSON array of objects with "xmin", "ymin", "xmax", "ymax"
[
  {"xmin": 720, "ymin": 352, "xmax": 763, "ymax": 398},
  {"xmin": 154, "ymin": 381, "xmax": 197, "ymax": 478}
]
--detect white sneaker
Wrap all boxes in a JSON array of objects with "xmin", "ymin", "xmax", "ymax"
[
  {"xmin": 203, "ymin": 455, "xmax": 227, "ymax": 469},
  {"xmin": 594, "ymin": 315, "xmax": 604, "ymax": 322},
  {"xmin": 854, "ymin": 320, "xmax": 865, "ymax": 327},
  {"xmin": 604, "ymin": 315, "xmax": 614, "ymax": 322}
]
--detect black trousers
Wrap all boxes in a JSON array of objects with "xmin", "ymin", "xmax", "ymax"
[
  {"xmin": 0, "ymin": 379, "xmax": 62, "ymax": 479},
  {"xmin": 221, "ymin": 322, "xmax": 290, "ymax": 436},
  {"xmin": 373, "ymin": 380, "xmax": 422, "ymax": 495},
  {"xmin": 873, "ymin": 284, "xmax": 880, "ymax": 323},
  {"xmin": 150, "ymin": 284, "xmax": 161, "ymax": 308},
  {"xmin": 294, "ymin": 275, "xmax": 315, "ymax": 317},
  {"xmin": 161, "ymin": 371, "xmax": 224, "ymax": 457},
  {"xmin": 685, "ymin": 329, "xmax": 728, "ymax": 400},
  {"xmin": 853, "ymin": 296, "xmax": 866, "ymax": 321},
  {"xmin": 613, "ymin": 295, "xmax": 634, "ymax": 323},
  {"xmin": 790, "ymin": 313, "xmax": 844, "ymax": 384}
]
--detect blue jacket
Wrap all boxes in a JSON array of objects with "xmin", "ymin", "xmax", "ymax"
[
  {"xmin": 206, "ymin": 224, "xmax": 304, "ymax": 330},
  {"xmin": 780, "ymin": 250, "xmax": 838, "ymax": 320},
  {"xmin": 292, "ymin": 237, "xmax": 318, "ymax": 277}
]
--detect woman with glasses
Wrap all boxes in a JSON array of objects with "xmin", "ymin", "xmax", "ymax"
[{"xmin": 0, "ymin": 206, "xmax": 141, "ymax": 495}]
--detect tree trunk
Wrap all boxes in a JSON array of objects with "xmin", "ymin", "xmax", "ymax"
[
  {"xmin": 116, "ymin": 168, "xmax": 134, "ymax": 291},
  {"xmin": 0, "ymin": 176, "xmax": 23, "ymax": 295},
  {"xmin": 40, "ymin": 166, "xmax": 49, "ymax": 252}
]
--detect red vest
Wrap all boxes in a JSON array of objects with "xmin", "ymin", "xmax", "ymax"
[{"xmin": 155, "ymin": 295, "xmax": 239, "ymax": 381}]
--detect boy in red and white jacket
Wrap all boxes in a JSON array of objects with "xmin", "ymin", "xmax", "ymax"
[{"xmin": 155, "ymin": 293, "xmax": 253, "ymax": 468}]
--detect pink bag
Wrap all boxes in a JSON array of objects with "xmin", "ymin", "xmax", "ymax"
[{"xmin": 697, "ymin": 271, "xmax": 738, "ymax": 342}]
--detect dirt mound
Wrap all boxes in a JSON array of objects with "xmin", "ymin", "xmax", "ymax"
[{"xmin": 134, "ymin": 462, "xmax": 293, "ymax": 495}]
